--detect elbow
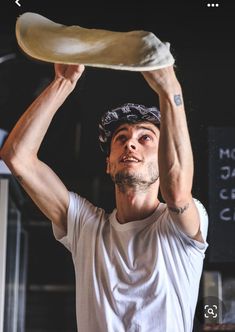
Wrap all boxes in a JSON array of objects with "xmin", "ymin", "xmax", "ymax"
[
  {"xmin": 163, "ymin": 191, "xmax": 192, "ymax": 207},
  {"xmin": 1, "ymin": 144, "xmax": 24, "ymax": 174},
  {"xmin": 161, "ymin": 177, "xmax": 192, "ymax": 205},
  {"xmin": 1, "ymin": 140, "xmax": 37, "ymax": 176},
  {"xmin": 1, "ymin": 144, "xmax": 15, "ymax": 164},
  {"xmin": 1, "ymin": 151, "xmax": 19, "ymax": 174}
]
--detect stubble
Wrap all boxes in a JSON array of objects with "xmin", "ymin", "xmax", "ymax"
[{"xmin": 111, "ymin": 162, "xmax": 159, "ymax": 193}]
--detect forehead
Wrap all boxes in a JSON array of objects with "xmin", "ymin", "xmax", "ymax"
[{"xmin": 112, "ymin": 122, "xmax": 159, "ymax": 137}]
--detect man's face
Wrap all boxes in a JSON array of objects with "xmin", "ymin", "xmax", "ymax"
[{"xmin": 106, "ymin": 122, "xmax": 160, "ymax": 192}]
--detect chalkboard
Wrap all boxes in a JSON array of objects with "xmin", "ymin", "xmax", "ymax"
[{"xmin": 208, "ymin": 127, "xmax": 235, "ymax": 262}]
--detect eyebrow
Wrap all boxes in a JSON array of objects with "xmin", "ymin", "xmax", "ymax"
[{"xmin": 113, "ymin": 125, "xmax": 158, "ymax": 138}]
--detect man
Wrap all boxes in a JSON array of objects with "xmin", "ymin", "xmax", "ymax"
[{"xmin": 1, "ymin": 63, "xmax": 208, "ymax": 331}]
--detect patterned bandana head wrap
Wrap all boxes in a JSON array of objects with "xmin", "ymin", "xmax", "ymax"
[{"xmin": 98, "ymin": 103, "xmax": 161, "ymax": 155}]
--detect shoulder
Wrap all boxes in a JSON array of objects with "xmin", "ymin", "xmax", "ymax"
[{"xmin": 68, "ymin": 191, "xmax": 109, "ymax": 226}]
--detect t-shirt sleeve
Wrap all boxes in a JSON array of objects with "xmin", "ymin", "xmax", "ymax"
[
  {"xmin": 52, "ymin": 191, "xmax": 99, "ymax": 254},
  {"xmin": 169, "ymin": 198, "xmax": 209, "ymax": 254}
]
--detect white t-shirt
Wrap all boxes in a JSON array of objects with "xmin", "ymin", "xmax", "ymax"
[{"xmin": 52, "ymin": 193, "xmax": 208, "ymax": 332}]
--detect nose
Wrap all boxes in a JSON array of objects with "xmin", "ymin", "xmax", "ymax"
[{"xmin": 125, "ymin": 138, "xmax": 137, "ymax": 151}]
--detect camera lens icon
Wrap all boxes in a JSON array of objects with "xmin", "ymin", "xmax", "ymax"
[
  {"xmin": 195, "ymin": 296, "xmax": 226, "ymax": 325},
  {"xmin": 204, "ymin": 304, "xmax": 218, "ymax": 319}
]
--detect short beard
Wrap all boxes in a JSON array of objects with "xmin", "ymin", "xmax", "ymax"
[{"xmin": 112, "ymin": 164, "xmax": 159, "ymax": 193}]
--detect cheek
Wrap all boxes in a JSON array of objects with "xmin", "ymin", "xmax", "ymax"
[
  {"xmin": 146, "ymin": 147, "xmax": 159, "ymax": 163},
  {"xmin": 110, "ymin": 143, "xmax": 121, "ymax": 155}
]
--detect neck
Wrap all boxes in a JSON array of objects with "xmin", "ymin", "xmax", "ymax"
[{"xmin": 115, "ymin": 182, "xmax": 160, "ymax": 223}]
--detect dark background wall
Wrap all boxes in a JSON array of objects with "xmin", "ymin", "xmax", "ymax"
[{"xmin": 1, "ymin": 0, "xmax": 235, "ymax": 331}]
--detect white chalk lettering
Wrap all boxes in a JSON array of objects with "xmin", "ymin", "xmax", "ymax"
[
  {"xmin": 219, "ymin": 148, "xmax": 235, "ymax": 160},
  {"xmin": 220, "ymin": 149, "xmax": 230, "ymax": 159},
  {"xmin": 220, "ymin": 208, "xmax": 235, "ymax": 221},
  {"xmin": 220, "ymin": 189, "xmax": 228, "ymax": 199},
  {"xmin": 220, "ymin": 188, "xmax": 235, "ymax": 200},
  {"xmin": 220, "ymin": 208, "xmax": 231, "ymax": 221},
  {"xmin": 220, "ymin": 166, "xmax": 235, "ymax": 180}
]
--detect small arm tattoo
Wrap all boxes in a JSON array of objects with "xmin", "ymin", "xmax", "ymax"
[
  {"xmin": 174, "ymin": 94, "xmax": 183, "ymax": 106},
  {"xmin": 169, "ymin": 203, "xmax": 189, "ymax": 214}
]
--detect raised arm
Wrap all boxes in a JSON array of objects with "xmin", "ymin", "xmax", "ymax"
[
  {"xmin": 142, "ymin": 66, "xmax": 203, "ymax": 242},
  {"xmin": 1, "ymin": 64, "xmax": 85, "ymax": 233}
]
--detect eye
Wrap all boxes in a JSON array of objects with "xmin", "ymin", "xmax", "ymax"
[
  {"xmin": 115, "ymin": 134, "xmax": 127, "ymax": 143},
  {"xmin": 140, "ymin": 134, "xmax": 151, "ymax": 142}
]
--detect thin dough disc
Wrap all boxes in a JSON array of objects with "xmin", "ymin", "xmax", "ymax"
[{"xmin": 15, "ymin": 12, "xmax": 175, "ymax": 71}]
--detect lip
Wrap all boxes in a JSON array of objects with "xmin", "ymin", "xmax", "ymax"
[{"xmin": 119, "ymin": 154, "xmax": 142, "ymax": 163}]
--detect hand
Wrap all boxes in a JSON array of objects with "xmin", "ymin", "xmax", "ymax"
[
  {"xmin": 142, "ymin": 65, "xmax": 180, "ymax": 95},
  {"xmin": 54, "ymin": 63, "xmax": 85, "ymax": 86}
]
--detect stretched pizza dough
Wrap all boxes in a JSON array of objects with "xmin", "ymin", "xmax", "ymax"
[{"xmin": 15, "ymin": 12, "xmax": 175, "ymax": 71}]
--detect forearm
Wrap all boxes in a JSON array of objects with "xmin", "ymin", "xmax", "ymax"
[
  {"xmin": 158, "ymin": 81, "xmax": 194, "ymax": 204},
  {"xmin": 2, "ymin": 77, "xmax": 75, "ymax": 163},
  {"xmin": 142, "ymin": 66, "xmax": 201, "ymax": 238}
]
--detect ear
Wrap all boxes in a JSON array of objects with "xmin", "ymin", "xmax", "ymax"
[{"xmin": 106, "ymin": 156, "xmax": 110, "ymax": 174}]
